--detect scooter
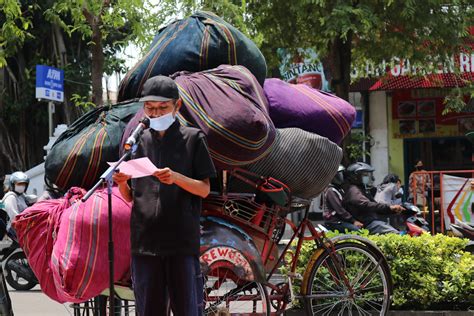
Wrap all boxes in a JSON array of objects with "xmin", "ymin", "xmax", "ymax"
[
  {"xmin": 450, "ymin": 218, "xmax": 474, "ymax": 253},
  {"xmin": 0, "ymin": 209, "xmax": 38, "ymax": 291},
  {"xmin": 0, "ymin": 237, "xmax": 38, "ymax": 291},
  {"xmin": 401, "ymin": 202, "xmax": 430, "ymax": 236}
]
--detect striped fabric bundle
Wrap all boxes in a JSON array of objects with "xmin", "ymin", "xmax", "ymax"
[
  {"xmin": 12, "ymin": 188, "xmax": 85, "ymax": 303},
  {"xmin": 118, "ymin": 11, "xmax": 267, "ymax": 102},
  {"xmin": 174, "ymin": 65, "xmax": 275, "ymax": 168},
  {"xmin": 264, "ymin": 78, "xmax": 356, "ymax": 144},
  {"xmin": 232, "ymin": 128, "xmax": 342, "ymax": 199},
  {"xmin": 51, "ymin": 187, "xmax": 132, "ymax": 302},
  {"xmin": 122, "ymin": 65, "xmax": 276, "ymax": 169},
  {"xmin": 44, "ymin": 101, "xmax": 142, "ymax": 191}
]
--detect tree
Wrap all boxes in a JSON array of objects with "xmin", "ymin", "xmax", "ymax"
[
  {"xmin": 0, "ymin": 0, "xmax": 166, "ymax": 176},
  {"xmin": 45, "ymin": 0, "xmax": 165, "ymax": 106},
  {"xmin": 245, "ymin": 0, "xmax": 473, "ymax": 101}
]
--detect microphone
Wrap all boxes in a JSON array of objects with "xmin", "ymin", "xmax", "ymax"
[{"xmin": 124, "ymin": 118, "xmax": 150, "ymax": 151}]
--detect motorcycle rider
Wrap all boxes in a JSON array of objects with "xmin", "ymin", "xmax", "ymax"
[
  {"xmin": 1, "ymin": 172, "xmax": 34, "ymax": 236},
  {"xmin": 323, "ymin": 165, "xmax": 364, "ymax": 232},
  {"xmin": 343, "ymin": 162, "xmax": 403, "ymax": 234},
  {"xmin": 375, "ymin": 174, "xmax": 403, "ymax": 205}
]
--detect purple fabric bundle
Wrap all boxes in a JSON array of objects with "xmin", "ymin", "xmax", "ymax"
[
  {"xmin": 263, "ymin": 78, "xmax": 356, "ymax": 144},
  {"xmin": 121, "ymin": 65, "xmax": 276, "ymax": 169}
]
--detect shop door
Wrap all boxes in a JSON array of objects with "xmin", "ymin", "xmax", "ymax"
[{"xmin": 404, "ymin": 137, "xmax": 473, "ymax": 189}]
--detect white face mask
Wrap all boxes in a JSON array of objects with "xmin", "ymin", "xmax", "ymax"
[
  {"xmin": 14, "ymin": 184, "xmax": 26, "ymax": 194},
  {"xmin": 149, "ymin": 112, "xmax": 176, "ymax": 131},
  {"xmin": 362, "ymin": 176, "xmax": 370, "ymax": 185}
]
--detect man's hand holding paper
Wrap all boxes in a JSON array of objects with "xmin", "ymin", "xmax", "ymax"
[
  {"xmin": 153, "ymin": 168, "xmax": 176, "ymax": 185},
  {"xmin": 109, "ymin": 157, "xmax": 159, "ymax": 179}
]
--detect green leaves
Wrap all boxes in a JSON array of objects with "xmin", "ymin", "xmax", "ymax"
[
  {"xmin": 290, "ymin": 232, "xmax": 474, "ymax": 310},
  {"xmin": 0, "ymin": 0, "xmax": 34, "ymax": 66}
]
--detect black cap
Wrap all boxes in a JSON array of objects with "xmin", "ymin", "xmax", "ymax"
[{"xmin": 139, "ymin": 75, "xmax": 179, "ymax": 102}]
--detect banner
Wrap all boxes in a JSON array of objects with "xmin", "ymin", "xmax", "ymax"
[
  {"xmin": 442, "ymin": 174, "xmax": 474, "ymax": 228},
  {"xmin": 278, "ymin": 48, "xmax": 330, "ymax": 91}
]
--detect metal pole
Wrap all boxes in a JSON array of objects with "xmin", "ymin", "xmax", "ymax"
[
  {"xmin": 107, "ymin": 180, "xmax": 115, "ymax": 315},
  {"xmin": 48, "ymin": 101, "xmax": 54, "ymax": 137}
]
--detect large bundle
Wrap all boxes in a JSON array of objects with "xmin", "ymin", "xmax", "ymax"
[
  {"xmin": 122, "ymin": 65, "xmax": 276, "ymax": 169},
  {"xmin": 118, "ymin": 11, "xmax": 267, "ymax": 102},
  {"xmin": 12, "ymin": 188, "xmax": 85, "ymax": 303},
  {"xmin": 51, "ymin": 187, "xmax": 131, "ymax": 302},
  {"xmin": 45, "ymin": 101, "xmax": 142, "ymax": 191},
  {"xmin": 233, "ymin": 128, "xmax": 342, "ymax": 199},
  {"xmin": 264, "ymin": 78, "xmax": 356, "ymax": 144}
]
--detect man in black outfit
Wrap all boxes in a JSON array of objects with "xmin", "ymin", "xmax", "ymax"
[
  {"xmin": 323, "ymin": 165, "xmax": 364, "ymax": 232},
  {"xmin": 343, "ymin": 162, "xmax": 403, "ymax": 235},
  {"xmin": 113, "ymin": 75, "xmax": 216, "ymax": 316}
]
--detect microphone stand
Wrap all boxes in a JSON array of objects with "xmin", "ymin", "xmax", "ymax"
[{"xmin": 82, "ymin": 144, "xmax": 135, "ymax": 315}]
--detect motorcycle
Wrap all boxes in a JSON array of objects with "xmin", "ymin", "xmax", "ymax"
[
  {"xmin": 382, "ymin": 202, "xmax": 430, "ymax": 236},
  {"xmin": 450, "ymin": 218, "xmax": 474, "ymax": 253},
  {"xmin": 0, "ymin": 209, "xmax": 38, "ymax": 291},
  {"xmin": 0, "ymin": 238, "xmax": 38, "ymax": 291},
  {"xmin": 401, "ymin": 202, "xmax": 430, "ymax": 236}
]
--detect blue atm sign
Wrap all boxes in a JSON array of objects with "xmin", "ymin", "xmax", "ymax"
[{"xmin": 35, "ymin": 65, "xmax": 64, "ymax": 102}]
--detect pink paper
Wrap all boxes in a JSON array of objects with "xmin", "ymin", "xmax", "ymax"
[{"xmin": 108, "ymin": 157, "xmax": 158, "ymax": 178}]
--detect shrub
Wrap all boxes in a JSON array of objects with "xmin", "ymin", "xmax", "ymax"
[{"xmin": 283, "ymin": 231, "xmax": 474, "ymax": 310}]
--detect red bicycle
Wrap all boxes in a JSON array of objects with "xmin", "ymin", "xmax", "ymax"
[{"xmin": 200, "ymin": 169, "xmax": 393, "ymax": 315}]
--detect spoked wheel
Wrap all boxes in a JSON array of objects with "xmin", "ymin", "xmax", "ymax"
[
  {"xmin": 304, "ymin": 242, "xmax": 392, "ymax": 316},
  {"xmin": 203, "ymin": 263, "xmax": 270, "ymax": 315}
]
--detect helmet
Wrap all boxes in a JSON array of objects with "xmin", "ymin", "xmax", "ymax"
[
  {"xmin": 331, "ymin": 165, "xmax": 345, "ymax": 186},
  {"xmin": 345, "ymin": 162, "xmax": 375, "ymax": 186},
  {"xmin": 9, "ymin": 171, "xmax": 30, "ymax": 193}
]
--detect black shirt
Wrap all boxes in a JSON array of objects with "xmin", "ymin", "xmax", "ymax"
[
  {"xmin": 342, "ymin": 184, "xmax": 392, "ymax": 225},
  {"xmin": 130, "ymin": 120, "xmax": 216, "ymax": 256}
]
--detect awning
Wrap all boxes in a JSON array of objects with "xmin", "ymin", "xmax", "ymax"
[{"xmin": 369, "ymin": 72, "xmax": 474, "ymax": 91}]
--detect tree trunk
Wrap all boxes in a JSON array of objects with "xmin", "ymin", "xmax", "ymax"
[
  {"xmin": 52, "ymin": 23, "xmax": 76, "ymax": 125},
  {"xmin": 90, "ymin": 25, "xmax": 104, "ymax": 106},
  {"xmin": 327, "ymin": 34, "xmax": 354, "ymax": 165},
  {"xmin": 327, "ymin": 35, "xmax": 352, "ymax": 101},
  {"xmin": 0, "ymin": 120, "xmax": 24, "ymax": 175}
]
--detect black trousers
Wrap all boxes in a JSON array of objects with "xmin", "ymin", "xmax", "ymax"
[{"xmin": 131, "ymin": 254, "xmax": 203, "ymax": 316}]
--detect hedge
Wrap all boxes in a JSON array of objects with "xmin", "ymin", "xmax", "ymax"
[{"xmin": 285, "ymin": 231, "xmax": 474, "ymax": 310}]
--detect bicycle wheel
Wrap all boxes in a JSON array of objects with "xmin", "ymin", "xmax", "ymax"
[
  {"xmin": 304, "ymin": 241, "xmax": 391, "ymax": 316},
  {"xmin": 203, "ymin": 263, "xmax": 270, "ymax": 315}
]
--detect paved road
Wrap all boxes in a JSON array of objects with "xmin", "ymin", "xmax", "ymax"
[
  {"xmin": 8, "ymin": 285, "xmax": 139, "ymax": 316},
  {"xmin": 9, "ymin": 285, "xmax": 74, "ymax": 315}
]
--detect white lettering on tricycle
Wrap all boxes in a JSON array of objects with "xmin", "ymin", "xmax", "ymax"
[{"xmin": 200, "ymin": 247, "xmax": 254, "ymax": 278}]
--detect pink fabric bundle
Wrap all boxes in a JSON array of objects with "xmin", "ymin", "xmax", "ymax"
[
  {"xmin": 12, "ymin": 188, "xmax": 85, "ymax": 303},
  {"xmin": 51, "ymin": 187, "xmax": 132, "ymax": 302}
]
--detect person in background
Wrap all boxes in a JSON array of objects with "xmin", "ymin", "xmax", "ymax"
[
  {"xmin": 323, "ymin": 165, "xmax": 364, "ymax": 232},
  {"xmin": 374, "ymin": 173, "xmax": 405, "ymax": 229},
  {"xmin": 1, "ymin": 172, "xmax": 32, "ymax": 234},
  {"xmin": 409, "ymin": 160, "xmax": 431, "ymax": 208},
  {"xmin": 343, "ymin": 162, "xmax": 403, "ymax": 234},
  {"xmin": 375, "ymin": 174, "xmax": 403, "ymax": 205}
]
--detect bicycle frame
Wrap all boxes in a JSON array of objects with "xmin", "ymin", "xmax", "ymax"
[{"xmin": 265, "ymin": 201, "xmax": 353, "ymax": 310}]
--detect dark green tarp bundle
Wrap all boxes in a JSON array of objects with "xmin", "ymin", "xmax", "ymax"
[
  {"xmin": 44, "ymin": 101, "xmax": 142, "ymax": 191},
  {"xmin": 117, "ymin": 11, "xmax": 267, "ymax": 102}
]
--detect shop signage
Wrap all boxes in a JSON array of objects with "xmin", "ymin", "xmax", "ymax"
[
  {"xmin": 352, "ymin": 53, "xmax": 474, "ymax": 79},
  {"xmin": 35, "ymin": 65, "xmax": 64, "ymax": 102},
  {"xmin": 391, "ymin": 89, "xmax": 474, "ymax": 139},
  {"xmin": 278, "ymin": 48, "xmax": 330, "ymax": 91}
]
